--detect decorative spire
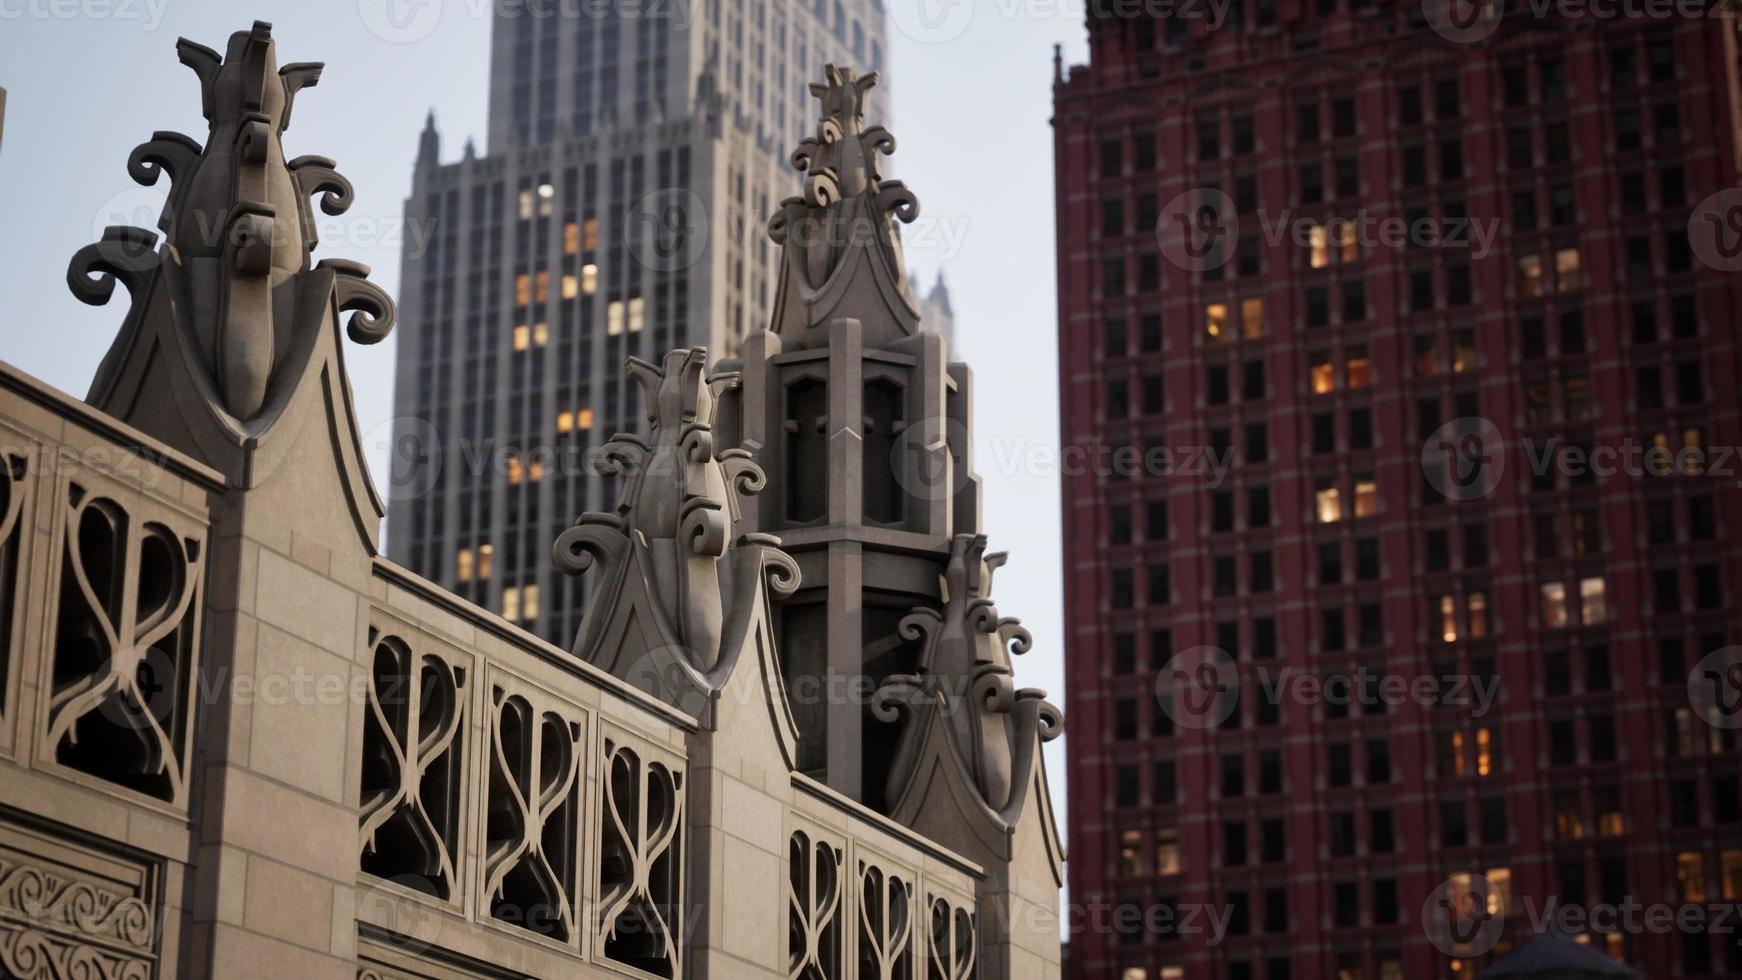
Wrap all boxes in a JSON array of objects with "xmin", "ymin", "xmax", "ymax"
[
  {"xmin": 553, "ymin": 348, "xmax": 799, "ymax": 715},
  {"xmin": 766, "ymin": 65, "xmax": 921, "ymax": 347},
  {"xmin": 873, "ymin": 534, "xmax": 1061, "ymax": 832},
  {"xmin": 70, "ymin": 21, "xmax": 394, "ymax": 428},
  {"xmin": 417, "ymin": 108, "xmax": 440, "ymax": 171}
]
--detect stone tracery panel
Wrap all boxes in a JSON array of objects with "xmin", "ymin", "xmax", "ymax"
[
  {"xmin": 594, "ymin": 724, "xmax": 684, "ymax": 978},
  {"xmin": 855, "ymin": 852, "xmax": 916, "ymax": 980},
  {"xmin": 924, "ymin": 887, "xmax": 976, "ymax": 980},
  {"xmin": 787, "ymin": 827, "xmax": 844, "ymax": 980},
  {"xmin": 43, "ymin": 474, "xmax": 205, "ymax": 808},
  {"xmin": 481, "ymin": 671, "xmax": 587, "ymax": 946},
  {"xmin": 359, "ymin": 625, "xmax": 468, "ymax": 902}
]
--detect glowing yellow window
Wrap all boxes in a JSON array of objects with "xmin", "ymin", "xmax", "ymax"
[
  {"xmin": 1205, "ymin": 302, "xmax": 1229, "ymax": 342},
  {"xmin": 1346, "ymin": 351, "xmax": 1371, "ymax": 388},
  {"xmin": 562, "ymin": 274, "xmax": 578, "ymax": 300},
  {"xmin": 1721, "ymin": 850, "xmax": 1742, "ymax": 900},
  {"xmin": 1475, "ymin": 727, "xmax": 1494, "ymax": 776},
  {"xmin": 1485, "ymin": 867, "xmax": 1511, "ymax": 914},
  {"xmin": 1452, "ymin": 332, "xmax": 1476, "ymax": 373},
  {"xmin": 533, "ymin": 322, "xmax": 549, "ymax": 346},
  {"xmin": 1353, "ymin": 478, "xmax": 1378, "ymax": 517},
  {"xmin": 517, "ymin": 190, "xmax": 534, "ymax": 220},
  {"xmin": 1155, "ymin": 827, "xmax": 1180, "ymax": 875},
  {"xmin": 1311, "ymin": 357, "xmax": 1336, "ymax": 394},
  {"xmin": 507, "ymin": 455, "xmax": 525, "ymax": 485},
  {"xmin": 1118, "ymin": 829, "xmax": 1143, "ymax": 876},
  {"xmin": 1469, "ymin": 591, "xmax": 1489, "ymax": 638},
  {"xmin": 523, "ymin": 583, "xmax": 541, "ymax": 620},
  {"xmin": 477, "ymin": 543, "xmax": 494, "ymax": 579},
  {"xmin": 515, "ymin": 273, "xmax": 531, "ymax": 306},
  {"xmin": 512, "ymin": 325, "xmax": 530, "ymax": 351},
  {"xmin": 583, "ymin": 216, "xmax": 599, "ymax": 251},
  {"xmin": 607, "ymin": 300, "xmax": 625, "ymax": 336},
  {"xmin": 563, "ymin": 221, "xmax": 580, "ymax": 255},
  {"xmin": 1122, "ymin": 970, "xmax": 1147, "ymax": 980},
  {"xmin": 535, "ymin": 271, "xmax": 550, "ymax": 303},
  {"xmin": 1308, "ymin": 223, "xmax": 1330, "ymax": 268},
  {"xmin": 1683, "ymin": 428, "xmax": 1706, "ymax": 473},
  {"xmin": 1439, "ymin": 594, "xmax": 1458, "ymax": 642},
  {"xmin": 1518, "ymin": 255, "xmax": 1543, "ymax": 297},
  {"xmin": 1555, "ymin": 247, "xmax": 1582, "ymax": 293},
  {"xmin": 1553, "ymin": 793, "xmax": 1583, "ymax": 840},
  {"xmin": 502, "ymin": 586, "xmax": 521, "ymax": 622},
  {"xmin": 557, "ymin": 411, "xmax": 574, "ymax": 433},
  {"xmin": 581, "ymin": 263, "xmax": 599, "ymax": 295},
  {"xmin": 456, "ymin": 547, "xmax": 474, "ymax": 583},
  {"xmin": 1598, "ymin": 795, "xmax": 1625, "ymax": 837},
  {"xmin": 628, "ymin": 296, "xmax": 646, "ymax": 332},
  {"xmin": 1448, "ymin": 731, "xmax": 1467, "ymax": 777},
  {"xmin": 1579, "ymin": 576, "xmax": 1607, "ymax": 625},
  {"xmin": 1678, "ymin": 852, "xmax": 1706, "ymax": 902},
  {"xmin": 529, "ymin": 456, "xmax": 546, "ymax": 482},
  {"xmin": 1240, "ymin": 297, "xmax": 1264, "ymax": 339},
  {"xmin": 1316, "ymin": 485, "xmax": 1342, "ymax": 524},
  {"xmin": 1162, "ymin": 969, "xmax": 1185, "ymax": 980},
  {"xmin": 536, "ymin": 182, "xmax": 554, "ymax": 216},
  {"xmin": 1337, "ymin": 220, "xmax": 1358, "ymax": 263},
  {"xmin": 576, "ymin": 407, "xmax": 595, "ymax": 430},
  {"xmin": 1541, "ymin": 582, "xmax": 1568, "ymax": 628}
]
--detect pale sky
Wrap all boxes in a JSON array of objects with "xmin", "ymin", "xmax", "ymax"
[{"xmin": 0, "ymin": 0, "xmax": 1084, "ymax": 839}]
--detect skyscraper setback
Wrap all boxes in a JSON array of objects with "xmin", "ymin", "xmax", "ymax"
[
  {"xmin": 388, "ymin": 0, "xmax": 888, "ymax": 642},
  {"xmin": 1056, "ymin": 6, "xmax": 1742, "ymax": 979}
]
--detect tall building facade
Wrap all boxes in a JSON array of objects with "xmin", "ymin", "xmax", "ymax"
[
  {"xmin": 388, "ymin": 0, "xmax": 888, "ymax": 644},
  {"xmin": 1056, "ymin": 6, "xmax": 1742, "ymax": 979}
]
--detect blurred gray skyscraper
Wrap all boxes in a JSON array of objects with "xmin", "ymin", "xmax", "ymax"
[{"xmin": 387, "ymin": 0, "xmax": 890, "ymax": 642}]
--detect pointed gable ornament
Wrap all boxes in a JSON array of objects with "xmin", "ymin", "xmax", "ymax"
[
  {"xmin": 66, "ymin": 21, "xmax": 394, "ymax": 547},
  {"xmin": 873, "ymin": 534, "xmax": 1062, "ymax": 854},
  {"xmin": 553, "ymin": 349, "xmax": 801, "ymax": 722},
  {"xmin": 767, "ymin": 66, "xmax": 922, "ymax": 348}
]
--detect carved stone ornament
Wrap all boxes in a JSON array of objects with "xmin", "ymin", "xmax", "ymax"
[
  {"xmin": 553, "ymin": 348, "xmax": 800, "ymax": 717},
  {"xmin": 767, "ymin": 65, "xmax": 923, "ymax": 345},
  {"xmin": 65, "ymin": 22, "xmax": 394, "ymax": 541},
  {"xmin": 872, "ymin": 534, "xmax": 1062, "ymax": 850}
]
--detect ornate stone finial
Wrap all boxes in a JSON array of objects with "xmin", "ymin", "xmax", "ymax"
[
  {"xmin": 69, "ymin": 21, "xmax": 395, "ymax": 427},
  {"xmin": 766, "ymin": 65, "xmax": 921, "ymax": 345},
  {"xmin": 873, "ymin": 535, "xmax": 1062, "ymax": 837},
  {"xmin": 553, "ymin": 348, "xmax": 799, "ymax": 712}
]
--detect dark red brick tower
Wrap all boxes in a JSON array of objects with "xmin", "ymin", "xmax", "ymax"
[{"xmin": 1054, "ymin": 4, "xmax": 1742, "ymax": 978}]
